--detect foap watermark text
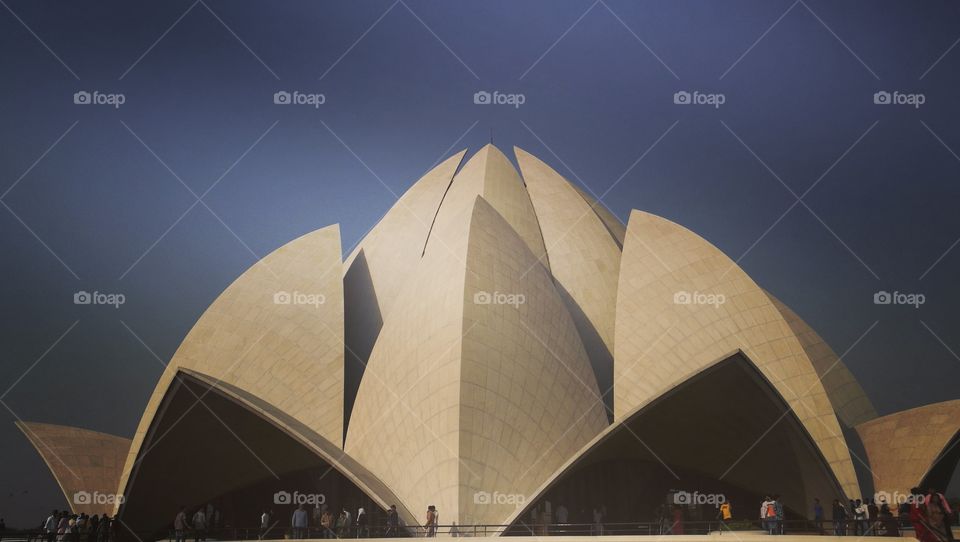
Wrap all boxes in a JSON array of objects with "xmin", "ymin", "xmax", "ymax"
[
  {"xmin": 274, "ymin": 491, "xmax": 325, "ymax": 505},
  {"xmin": 673, "ymin": 90, "xmax": 725, "ymax": 108},
  {"xmin": 674, "ymin": 290, "xmax": 726, "ymax": 308},
  {"xmin": 74, "ymin": 491, "xmax": 124, "ymax": 505},
  {"xmin": 473, "ymin": 90, "xmax": 526, "ymax": 108},
  {"xmin": 673, "ymin": 491, "xmax": 726, "ymax": 506},
  {"xmin": 474, "ymin": 491, "xmax": 526, "ymax": 507},
  {"xmin": 473, "ymin": 291, "xmax": 525, "ymax": 308},
  {"xmin": 274, "ymin": 90, "xmax": 326, "ymax": 108},
  {"xmin": 74, "ymin": 91, "xmax": 125, "ymax": 108},
  {"xmin": 74, "ymin": 290, "xmax": 125, "ymax": 308},
  {"xmin": 874, "ymin": 290, "xmax": 925, "ymax": 308},
  {"xmin": 873, "ymin": 91, "xmax": 925, "ymax": 108},
  {"xmin": 274, "ymin": 290, "xmax": 326, "ymax": 308}
]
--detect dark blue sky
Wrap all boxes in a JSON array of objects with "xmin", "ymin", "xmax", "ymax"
[{"xmin": 2, "ymin": 0, "xmax": 960, "ymax": 527}]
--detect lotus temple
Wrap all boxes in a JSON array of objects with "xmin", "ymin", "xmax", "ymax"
[{"xmin": 17, "ymin": 144, "xmax": 960, "ymax": 536}]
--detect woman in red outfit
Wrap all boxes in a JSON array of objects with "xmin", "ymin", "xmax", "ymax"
[
  {"xmin": 921, "ymin": 504, "xmax": 951, "ymax": 542},
  {"xmin": 912, "ymin": 487, "xmax": 953, "ymax": 542},
  {"xmin": 912, "ymin": 488, "xmax": 931, "ymax": 542}
]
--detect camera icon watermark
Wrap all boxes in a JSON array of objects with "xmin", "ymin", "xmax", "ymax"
[
  {"xmin": 873, "ymin": 90, "xmax": 925, "ymax": 108},
  {"xmin": 473, "ymin": 290, "xmax": 525, "ymax": 308},
  {"xmin": 673, "ymin": 290, "xmax": 725, "ymax": 308},
  {"xmin": 873, "ymin": 290, "xmax": 924, "ymax": 308},
  {"xmin": 274, "ymin": 90, "xmax": 326, "ymax": 108},
  {"xmin": 73, "ymin": 90, "xmax": 126, "ymax": 108},
  {"xmin": 473, "ymin": 90, "xmax": 526, "ymax": 108},
  {"xmin": 273, "ymin": 290, "xmax": 326, "ymax": 308},
  {"xmin": 273, "ymin": 490, "xmax": 325, "ymax": 506},
  {"xmin": 74, "ymin": 290, "xmax": 126, "ymax": 308},
  {"xmin": 673, "ymin": 90, "xmax": 725, "ymax": 108}
]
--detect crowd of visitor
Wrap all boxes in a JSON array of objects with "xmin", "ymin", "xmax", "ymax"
[
  {"xmin": 245, "ymin": 502, "xmax": 401, "ymax": 539},
  {"xmin": 9, "ymin": 486, "xmax": 957, "ymax": 540},
  {"xmin": 40, "ymin": 510, "xmax": 116, "ymax": 542},
  {"xmin": 820, "ymin": 487, "xmax": 955, "ymax": 539}
]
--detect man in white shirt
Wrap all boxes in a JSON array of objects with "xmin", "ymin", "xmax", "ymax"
[
  {"xmin": 44, "ymin": 510, "xmax": 58, "ymax": 542},
  {"xmin": 259, "ymin": 510, "xmax": 270, "ymax": 540},
  {"xmin": 854, "ymin": 499, "xmax": 867, "ymax": 536}
]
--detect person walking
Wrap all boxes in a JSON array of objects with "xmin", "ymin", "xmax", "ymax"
[
  {"xmin": 814, "ymin": 498, "xmax": 824, "ymax": 534},
  {"xmin": 342, "ymin": 508, "xmax": 353, "ymax": 538},
  {"xmin": 774, "ymin": 495, "xmax": 784, "ymax": 534},
  {"xmin": 335, "ymin": 511, "xmax": 347, "ymax": 539},
  {"xmin": 591, "ymin": 507, "xmax": 604, "ymax": 536},
  {"xmin": 75, "ymin": 514, "xmax": 86, "ymax": 542},
  {"xmin": 672, "ymin": 505, "xmax": 684, "ymax": 535},
  {"xmin": 384, "ymin": 505, "xmax": 399, "ymax": 538},
  {"xmin": 356, "ymin": 508, "xmax": 368, "ymax": 538},
  {"xmin": 911, "ymin": 488, "xmax": 930, "ymax": 541},
  {"xmin": 95, "ymin": 517, "xmax": 106, "ymax": 542},
  {"xmin": 920, "ymin": 504, "xmax": 951, "ymax": 542},
  {"xmin": 424, "ymin": 505, "xmax": 437, "ymax": 538},
  {"xmin": 192, "ymin": 507, "xmax": 207, "ymax": 542},
  {"xmin": 45, "ymin": 510, "xmax": 59, "ymax": 542},
  {"xmin": 320, "ymin": 508, "xmax": 334, "ymax": 539},
  {"xmin": 927, "ymin": 487, "xmax": 955, "ymax": 541},
  {"xmin": 174, "ymin": 507, "xmax": 188, "ymax": 542},
  {"xmin": 56, "ymin": 512, "xmax": 69, "ymax": 542},
  {"xmin": 291, "ymin": 504, "xmax": 309, "ymax": 540},
  {"xmin": 259, "ymin": 509, "xmax": 271, "ymax": 540},
  {"xmin": 87, "ymin": 515, "xmax": 99, "ymax": 542},
  {"xmin": 833, "ymin": 500, "xmax": 847, "ymax": 535},
  {"xmin": 855, "ymin": 499, "xmax": 868, "ymax": 536},
  {"xmin": 868, "ymin": 499, "xmax": 879, "ymax": 536},
  {"xmin": 718, "ymin": 501, "xmax": 733, "ymax": 533},
  {"xmin": 878, "ymin": 503, "xmax": 900, "ymax": 537},
  {"xmin": 312, "ymin": 505, "xmax": 323, "ymax": 537},
  {"xmin": 556, "ymin": 504, "xmax": 569, "ymax": 527},
  {"xmin": 761, "ymin": 496, "xmax": 777, "ymax": 535}
]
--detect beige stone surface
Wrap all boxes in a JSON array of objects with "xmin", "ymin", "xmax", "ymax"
[
  {"xmin": 856, "ymin": 400, "xmax": 960, "ymax": 496},
  {"xmin": 341, "ymin": 151, "xmax": 466, "ymax": 434},
  {"xmin": 568, "ymin": 182, "xmax": 626, "ymax": 248},
  {"xmin": 343, "ymin": 150, "xmax": 466, "ymax": 319},
  {"xmin": 424, "ymin": 144, "xmax": 548, "ymax": 270},
  {"xmin": 614, "ymin": 210, "xmax": 860, "ymax": 498},
  {"xmin": 116, "ymin": 225, "xmax": 345, "ymax": 508},
  {"xmin": 459, "ymin": 197, "xmax": 608, "ymax": 526},
  {"xmin": 16, "ymin": 422, "xmax": 130, "ymax": 516},
  {"xmin": 767, "ymin": 293, "xmax": 877, "ymax": 428},
  {"xmin": 515, "ymin": 147, "xmax": 621, "ymax": 410},
  {"xmin": 346, "ymin": 194, "xmax": 606, "ymax": 527}
]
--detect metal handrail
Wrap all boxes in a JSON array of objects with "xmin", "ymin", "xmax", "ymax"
[{"xmin": 0, "ymin": 517, "xmax": 933, "ymax": 541}]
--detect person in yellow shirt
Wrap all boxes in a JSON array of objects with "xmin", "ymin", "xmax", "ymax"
[{"xmin": 718, "ymin": 501, "xmax": 733, "ymax": 533}]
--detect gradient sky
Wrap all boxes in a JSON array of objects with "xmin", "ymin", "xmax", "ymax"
[{"xmin": 2, "ymin": 0, "xmax": 960, "ymax": 527}]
